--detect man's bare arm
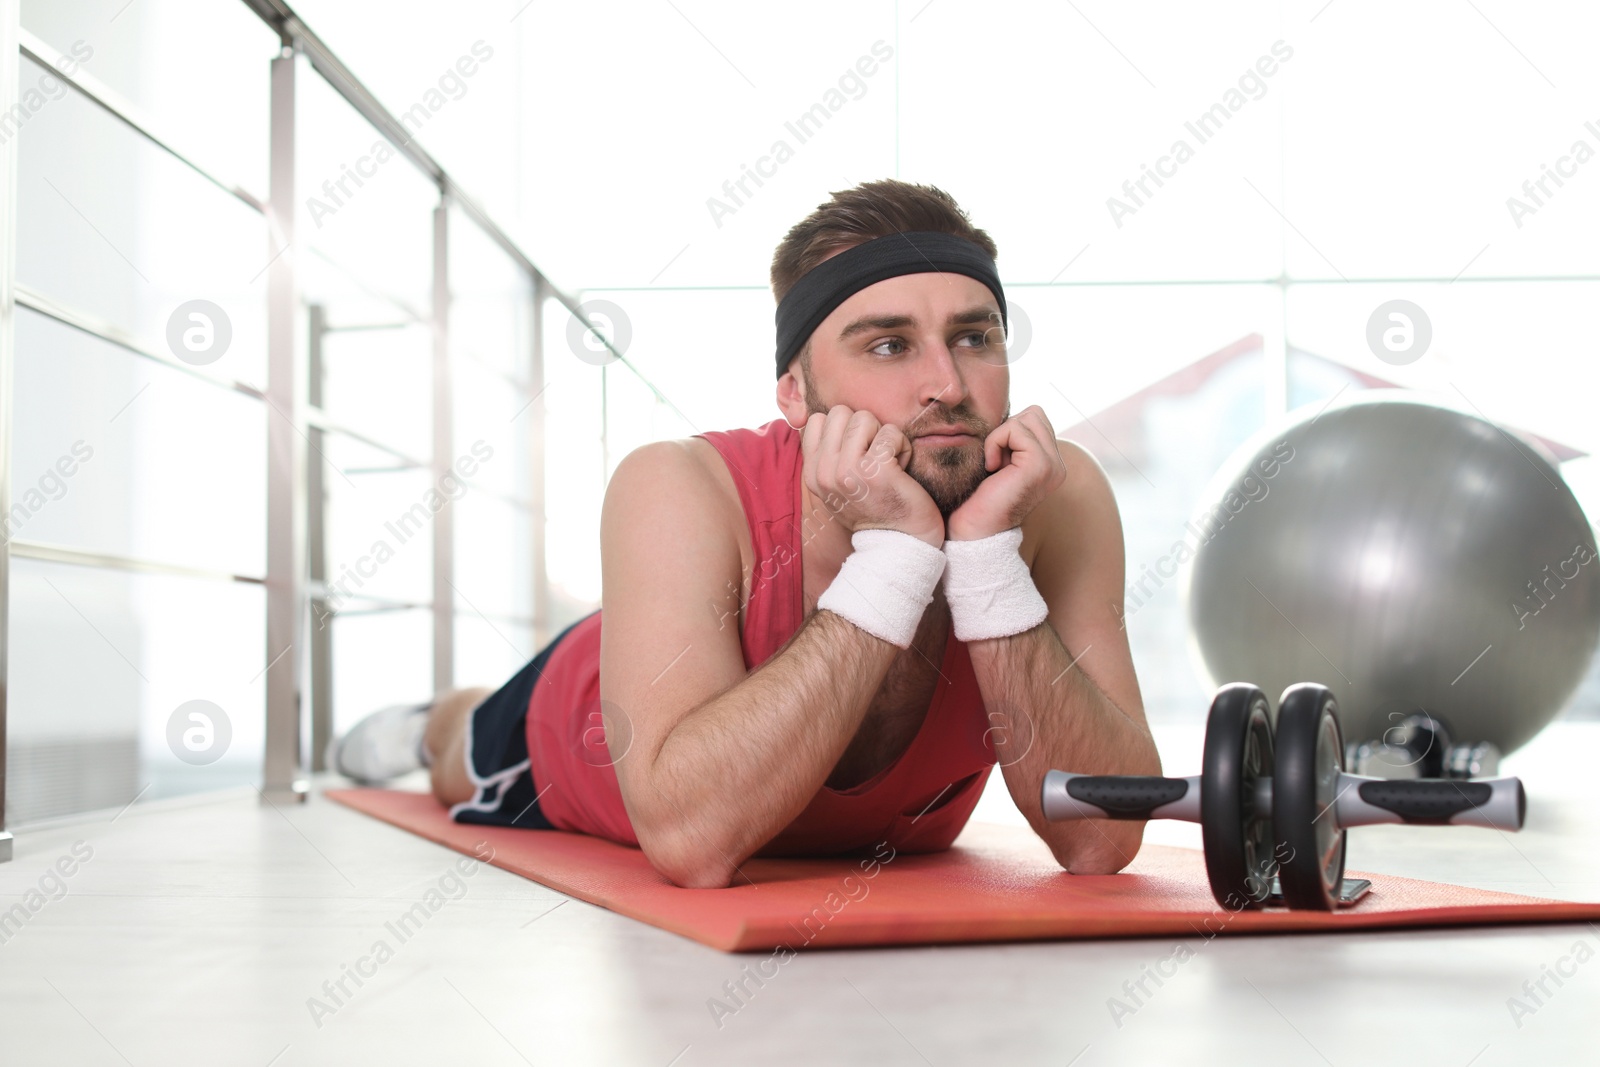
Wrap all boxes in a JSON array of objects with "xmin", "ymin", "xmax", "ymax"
[
  {"xmin": 647, "ymin": 609, "xmax": 899, "ymax": 888},
  {"xmin": 976, "ymin": 620, "xmax": 1159, "ymax": 872},
  {"xmin": 599, "ymin": 439, "xmax": 911, "ymax": 889},
  {"xmin": 973, "ymin": 440, "xmax": 1161, "ymax": 873}
]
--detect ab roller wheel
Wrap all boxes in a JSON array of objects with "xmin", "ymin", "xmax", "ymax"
[
  {"xmin": 1040, "ymin": 681, "xmax": 1527, "ymax": 911},
  {"xmin": 1199, "ymin": 683, "xmax": 1274, "ymax": 908},
  {"xmin": 1272, "ymin": 684, "xmax": 1346, "ymax": 910}
]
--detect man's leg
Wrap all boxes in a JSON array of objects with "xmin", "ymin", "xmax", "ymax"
[{"xmin": 424, "ymin": 687, "xmax": 494, "ymax": 807}]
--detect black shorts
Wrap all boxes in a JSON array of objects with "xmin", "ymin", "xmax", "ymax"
[{"xmin": 447, "ymin": 612, "xmax": 595, "ymax": 830}]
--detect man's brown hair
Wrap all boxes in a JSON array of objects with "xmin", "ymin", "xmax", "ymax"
[{"xmin": 771, "ymin": 179, "xmax": 999, "ymax": 382}]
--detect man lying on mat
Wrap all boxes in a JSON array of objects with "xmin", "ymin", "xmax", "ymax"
[{"xmin": 329, "ymin": 178, "xmax": 1162, "ymax": 888}]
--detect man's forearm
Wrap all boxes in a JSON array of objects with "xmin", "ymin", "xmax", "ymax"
[
  {"xmin": 647, "ymin": 609, "xmax": 897, "ymax": 884},
  {"xmin": 967, "ymin": 620, "xmax": 1161, "ymax": 872}
]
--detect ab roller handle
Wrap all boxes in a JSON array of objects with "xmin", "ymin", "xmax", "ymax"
[
  {"xmin": 1042, "ymin": 772, "xmax": 1203, "ymax": 823},
  {"xmin": 1331, "ymin": 774, "xmax": 1524, "ymax": 830},
  {"xmin": 1042, "ymin": 769, "xmax": 1525, "ymax": 831}
]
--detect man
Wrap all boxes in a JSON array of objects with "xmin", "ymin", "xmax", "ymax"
[{"xmin": 330, "ymin": 178, "xmax": 1162, "ymax": 889}]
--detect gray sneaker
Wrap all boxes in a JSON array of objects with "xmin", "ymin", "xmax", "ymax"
[{"xmin": 327, "ymin": 702, "xmax": 432, "ymax": 784}]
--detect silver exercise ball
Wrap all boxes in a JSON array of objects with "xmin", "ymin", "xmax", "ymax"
[{"xmin": 1182, "ymin": 390, "xmax": 1600, "ymax": 757}]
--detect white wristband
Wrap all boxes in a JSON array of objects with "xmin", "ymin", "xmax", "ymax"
[
  {"xmin": 816, "ymin": 529, "xmax": 947, "ymax": 649},
  {"xmin": 941, "ymin": 527, "xmax": 1049, "ymax": 641}
]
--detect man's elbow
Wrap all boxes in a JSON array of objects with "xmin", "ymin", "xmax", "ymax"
[
  {"xmin": 620, "ymin": 763, "xmax": 739, "ymax": 889},
  {"xmin": 1050, "ymin": 826, "xmax": 1143, "ymax": 875},
  {"xmin": 1056, "ymin": 848, "xmax": 1134, "ymax": 876},
  {"xmin": 639, "ymin": 826, "xmax": 737, "ymax": 889}
]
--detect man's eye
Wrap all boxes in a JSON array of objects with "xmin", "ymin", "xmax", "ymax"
[
  {"xmin": 869, "ymin": 338, "xmax": 907, "ymax": 357},
  {"xmin": 957, "ymin": 331, "xmax": 990, "ymax": 348}
]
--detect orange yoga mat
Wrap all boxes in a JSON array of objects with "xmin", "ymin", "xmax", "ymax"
[{"xmin": 327, "ymin": 788, "xmax": 1600, "ymax": 953}]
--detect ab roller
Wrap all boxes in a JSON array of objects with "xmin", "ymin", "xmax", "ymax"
[{"xmin": 1041, "ymin": 682, "xmax": 1527, "ymax": 911}]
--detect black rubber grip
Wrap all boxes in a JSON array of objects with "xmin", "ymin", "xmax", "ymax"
[
  {"xmin": 1065, "ymin": 776, "xmax": 1188, "ymax": 819},
  {"xmin": 1357, "ymin": 780, "xmax": 1493, "ymax": 825}
]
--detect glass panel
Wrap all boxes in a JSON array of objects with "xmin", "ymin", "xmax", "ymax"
[
  {"xmin": 268, "ymin": 2, "xmax": 517, "ymax": 231},
  {"xmin": 318, "ymin": 320, "xmax": 432, "ymax": 464},
  {"xmin": 20, "ymin": 0, "xmax": 279, "ymax": 197},
  {"xmin": 1012, "ymin": 283, "xmax": 1281, "ymax": 427},
  {"xmin": 449, "ymin": 205, "xmax": 535, "ymax": 502},
  {"xmin": 452, "ymin": 491, "xmax": 533, "ymax": 629},
  {"xmin": 602, "ymin": 362, "xmax": 702, "ymax": 486},
  {"xmin": 449, "ymin": 206, "xmax": 533, "ymax": 385},
  {"xmin": 6, "ymin": 558, "xmax": 265, "ymax": 825},
  {"xmin": 445, "ymin": 209, "xmax": 540, "ymax": 678},
  {"xmin": 14, "ymin": 54, "xmax": 269, "ymax": 387},
  {"xmin": 298, "ymin": 65, "xmax": 437, "ymax": 463},
  {"xmin": 10, "ymin": 306, "xmax": 267, "ymax": 578},
  {"xmin": 320, "ymin": 434, "xmax": 434, "ymax": 609},
  {"xmin": 455, "ymin": 617, "xmax": 536, "ymax": 694},
  {"xmin": 451, "ymin": 352, "xmax": 532, "ymax": 500},
  {"xmin": 297, "ymin": 66, "xmax": 435, "ymax": 318},
  {"xmin": 329, "ymin": 609, "xmax": 433, "ymax": 739},
  {"xmin": 582, "ymin": 287, "xmax": 778, "ymax": 444},
  {"xmin": 543, "ymin": 295, "xmax": 604, "ymax": 624}
]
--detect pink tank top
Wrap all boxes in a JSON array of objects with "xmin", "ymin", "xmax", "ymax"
[{"xmin": 526, "ymin": 417, "xmax": 997, "ymax": 856}]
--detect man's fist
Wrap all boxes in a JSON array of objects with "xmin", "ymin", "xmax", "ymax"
[
  {"xmin": 799, "ymin": 405, "xmax": 946, "ymax": 549},
  {"xmin": 946, "ymin": 405, "xmax": 1067, "ymax": 541}
]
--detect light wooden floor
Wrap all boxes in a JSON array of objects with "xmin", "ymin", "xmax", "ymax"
[{"xmin": 1, "ymin": 721, "xmax": 1597, "ymax": 1066}]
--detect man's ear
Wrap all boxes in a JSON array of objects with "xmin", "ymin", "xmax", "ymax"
[{"xmin": 776, "ymin": 366, "xmax": 809, "ymax": 430}]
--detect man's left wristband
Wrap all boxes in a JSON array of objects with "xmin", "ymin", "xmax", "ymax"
[{"xmin": 941, "ymin": 527, "xmax": 1048, "ymax": 642}]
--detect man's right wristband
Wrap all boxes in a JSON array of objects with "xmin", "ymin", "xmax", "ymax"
[{"xmin": 815, "ymin": 528, "xmax": 946, "ymax": 649}]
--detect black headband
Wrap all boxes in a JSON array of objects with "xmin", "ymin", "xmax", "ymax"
[{"xmin": 774, "ymin": 230, "xmax": 1006, "ymax": 380}]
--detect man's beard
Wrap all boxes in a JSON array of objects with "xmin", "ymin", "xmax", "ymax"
[{"xmin": 800, "ymin": 387, "xmax": 997, "ymax": 520}]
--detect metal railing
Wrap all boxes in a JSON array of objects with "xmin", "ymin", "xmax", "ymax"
[
  {"xmin": 0, "ymin": 0, "xmax": 21, "ymax": 863},
  {"xmin": 0, "ymin": 0, "xmax": 659, "ymax": 850}
]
